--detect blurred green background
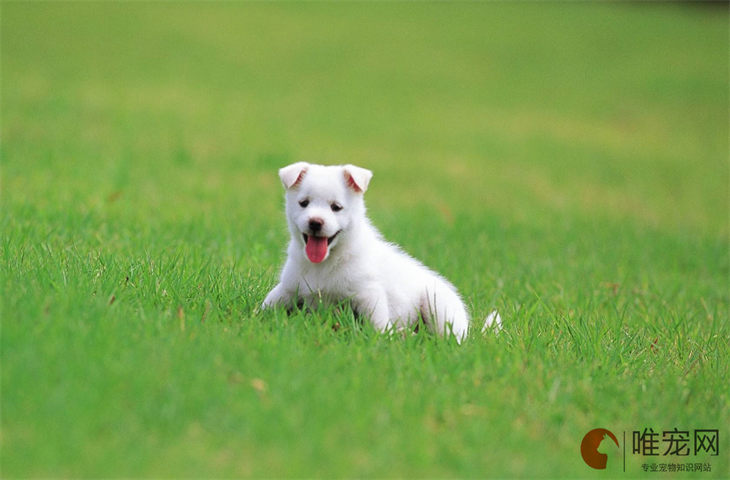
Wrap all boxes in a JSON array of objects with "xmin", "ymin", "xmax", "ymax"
[
  {"xmin": 2, "ymin": 2, "xmax": 728, "ymax": 477},
  {"xmin": 4, "ymin": 2, "xmax": 726, "ymax": 232}
]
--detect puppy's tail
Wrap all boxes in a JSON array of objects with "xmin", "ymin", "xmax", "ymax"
[{"xmin": 481, "ymin": 310, "xmax": 503, "ymax": 335}]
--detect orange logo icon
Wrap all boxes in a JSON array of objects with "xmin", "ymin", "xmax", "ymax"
[{"xmin": 581, "ymin": 428, "xmax": 620, "ymax": 469}]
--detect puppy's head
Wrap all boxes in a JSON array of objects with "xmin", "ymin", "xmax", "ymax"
[{"xmin": 278, "ymin": 162, "xmax": 372, "ymax": 264}]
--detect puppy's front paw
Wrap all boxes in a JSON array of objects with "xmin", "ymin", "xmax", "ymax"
[{"xmin": 262, "ymin": 283, "xmax": 289, "ymax": 310}]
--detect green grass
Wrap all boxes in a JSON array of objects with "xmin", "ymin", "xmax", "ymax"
[{"xmin": 2, "ymin": 2, "xmax": 728, "ymax": 477}]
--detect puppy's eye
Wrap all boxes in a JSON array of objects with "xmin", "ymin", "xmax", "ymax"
[
  {"xmin": 330, "ymin": 202, "xmax": 343, "ymax": 212},
  {"xmin": 298, "ymin": 199, "xmax": 309, "ymax": 208}
]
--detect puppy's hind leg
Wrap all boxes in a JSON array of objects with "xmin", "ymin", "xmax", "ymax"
[
  {"xmin": 422, "ymin": 282, "xmax": 469, "ymax": 343},
  {"xmin": 353, "ymin": 285, "xmax": 394, "ymax": 335}
]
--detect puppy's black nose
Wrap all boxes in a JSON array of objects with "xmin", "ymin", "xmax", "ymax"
[{"xmin": 308, "ymin": 218, "xmax": 324, "ymax": 232}]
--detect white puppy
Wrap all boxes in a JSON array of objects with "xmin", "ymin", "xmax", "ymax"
[{"xmin": 262, "ymin": 162, "xmax": 500, "ymax": 342}]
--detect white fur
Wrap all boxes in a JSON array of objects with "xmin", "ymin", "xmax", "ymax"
[{"xmin": 263, "ymin": 162, "xmax": 497, "ymax": 343}]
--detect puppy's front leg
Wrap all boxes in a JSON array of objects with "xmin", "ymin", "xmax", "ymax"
[
  {"xmin": 262, "ymin": 283, "xmax": 294, "ymax": 310},
  {"xmin": 354, "ymin": 286, "xmax": 393, "ymax": 334}
]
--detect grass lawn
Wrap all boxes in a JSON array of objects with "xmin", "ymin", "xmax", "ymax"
[{"xmin": 2, "ymin": 2, "xmax": 728, "ymax": 477}]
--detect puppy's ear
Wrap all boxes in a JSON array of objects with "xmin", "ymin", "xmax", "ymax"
[
  {"xmin": 279, "ymin": 162, "xmax": 309, "ymax": 189},
  {"xmin": 343, "ymin": 164, "xmax": 372, "ymax": 193}
]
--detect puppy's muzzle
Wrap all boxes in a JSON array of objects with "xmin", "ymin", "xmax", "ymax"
[{"xmin": 308, "ymin": 217, "xmax": 324, "ymax": 233}]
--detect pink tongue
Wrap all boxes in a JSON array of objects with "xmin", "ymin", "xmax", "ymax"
[{"xmin": 306, "ymin": 236, "xmax": 328, "ymax": 263}]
